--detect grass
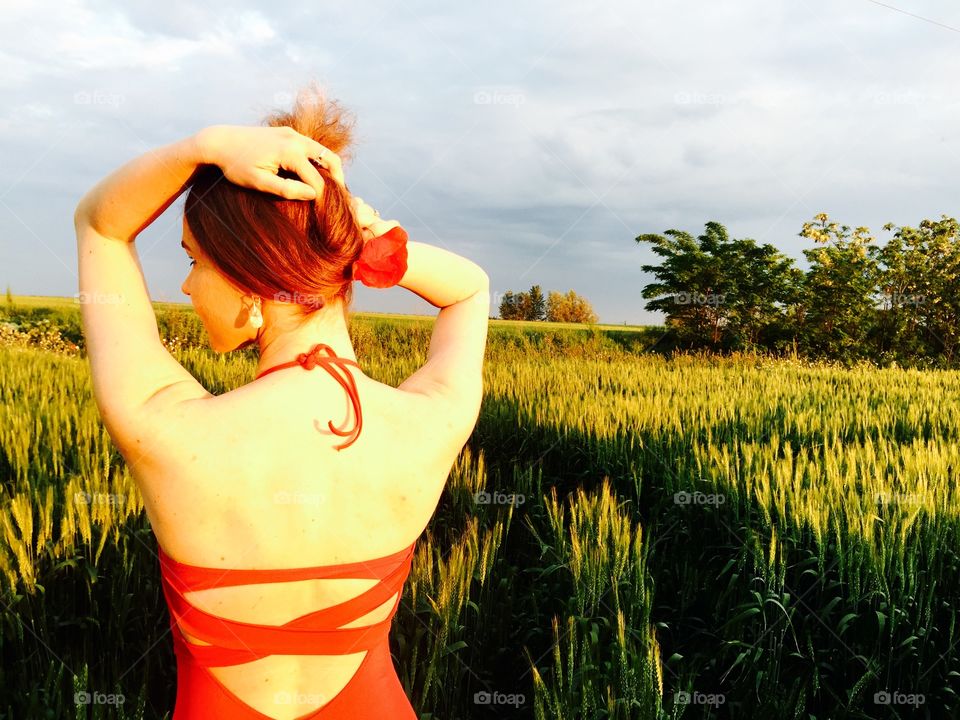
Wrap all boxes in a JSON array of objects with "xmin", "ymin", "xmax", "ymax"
[{"xmin": 1, "ymin": 298, "xmax": 958, "ymax": 718}]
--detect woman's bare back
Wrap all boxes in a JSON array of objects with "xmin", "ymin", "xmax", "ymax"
[{"xmin": 135, "ymin": 367, "xmax": 457, "ymax": 719}]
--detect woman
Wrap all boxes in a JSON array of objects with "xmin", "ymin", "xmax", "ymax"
[{"xmin": 74, "ymin": 86, "xmax": 490, "ymax": 719}]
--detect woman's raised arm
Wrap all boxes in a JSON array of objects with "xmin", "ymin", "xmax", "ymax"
[{"xmin": 74, "ymin": 125, "xmax": 330, "ymax": 240}]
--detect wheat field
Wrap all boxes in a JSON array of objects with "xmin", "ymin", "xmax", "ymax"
[{"xmin": 1, "ymin": 303, "xmax": 959, "ymax": 718}]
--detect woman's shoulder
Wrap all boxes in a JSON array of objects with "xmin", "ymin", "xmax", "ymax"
[{"xmin": 144, "ymin": 370, "xmax": 454, "ymax": 489}]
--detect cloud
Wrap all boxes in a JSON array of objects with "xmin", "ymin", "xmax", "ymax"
[
  {"xmin": 4, "ymin": 0, "xmax": 960, "ymax": 323},
  {"xmin": 0, "ymin": 2, "xmax": 279, "ymax": 85}
]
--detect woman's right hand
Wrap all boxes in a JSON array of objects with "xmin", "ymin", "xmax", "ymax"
[
  {"xmin": 350, "ymin": 196, "xmax": 402, "ymax": 242},
  {"xmin": 196, "ymin": 124, "xmax": 343, "ymax": 201}
]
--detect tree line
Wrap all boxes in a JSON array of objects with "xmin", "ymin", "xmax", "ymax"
[
  {"xmin": 637, "ymin": 212, "xmax": 960, "ymax": 368},
  {"xmin": 499, "ymin": 285, "xmax": 598, "ymax": 323}
]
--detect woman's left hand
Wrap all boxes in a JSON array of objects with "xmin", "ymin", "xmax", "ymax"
[{"xmin": 195, "ymin": 124, "xmax": 345, "ymax": 201}]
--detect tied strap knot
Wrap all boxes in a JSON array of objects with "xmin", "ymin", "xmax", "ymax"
[
  {"xmin": 255, "ymin": 343, "xmax": 363, "ymax": 451},
  {"xmin": 297, "ymin": 349, "xmax": 319, "ymax": 370}
]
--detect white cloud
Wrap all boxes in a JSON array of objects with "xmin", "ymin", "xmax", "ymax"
[
  {"xmin": 4, "ymin": 0, "xmax": 960, "ymax": 322},
  {"xmin": 0, "ymin": 2, "xmax": 279, "ymax": 82}
]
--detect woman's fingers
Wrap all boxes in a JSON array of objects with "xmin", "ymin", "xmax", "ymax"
[
  {"xmin": 259, "ymin": 171, "xmax": 317, "ymax": 201},
  {"xmin": 309, "ymin": 141, "xmax": 345, "ymax": 188},
  {"xmin": 289, "ymin": 154, "xmax": 325, "ymax": 199},
  {"xmin": 209, "ymin": 126, "xmax": 347, "ymax": 201},
  {"xmin": 258, "ymin": 153, "xmax": 318, "ymax": 200},
  {"xmin": 350, "ymin": 196, "xmax": 371, "ymax": 222}
]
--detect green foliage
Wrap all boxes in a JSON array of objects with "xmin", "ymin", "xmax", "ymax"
[
  {"xmin": 529, "ymin": 285, "xmax": 546, "ymax": 321},
  {"xmin": 499, "ymin": 289, "xmax": 526, "ymax": 320},
  {"xmin": 798, "ymin": 213, "xmax": 881, "ymax": 363},
  {"xmin": 637, "ymin": 221, "xmax": 804, "ymax": 353},
  {"xmin": 638, "ymin": 212, "xmax": 960, "ymax": 369},
  {"xmin": 875, "ymin": 216, "xmax": 960, "ymax": 366}
]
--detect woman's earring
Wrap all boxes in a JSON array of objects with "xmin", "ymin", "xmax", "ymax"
[{"xmin": 249, "ymin": 297, "xmax": 263, "ymax": 329}]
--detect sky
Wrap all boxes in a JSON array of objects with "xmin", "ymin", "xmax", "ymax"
[{"xmin": 1, "ymin": 0, "xmax": 959, "ymax": 325}]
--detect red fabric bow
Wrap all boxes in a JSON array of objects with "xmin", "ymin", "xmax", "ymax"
[{"xmin": 352, "ymin": 225, "xmax": 409, "ymax": 288}]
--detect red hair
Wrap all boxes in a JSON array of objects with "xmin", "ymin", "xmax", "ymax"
[{"xmin": 183, "ymin": 81, "xmax": 364, "ymax": 318}]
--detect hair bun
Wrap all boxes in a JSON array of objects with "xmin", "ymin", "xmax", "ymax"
[{"xmin": 263, "ymin": 80, "xmax": 356, "ymax": 161}]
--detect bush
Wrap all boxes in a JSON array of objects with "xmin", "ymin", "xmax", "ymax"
[{"xmin": 0, "ymin": 319, "xmax": 81, "ymax": 356}]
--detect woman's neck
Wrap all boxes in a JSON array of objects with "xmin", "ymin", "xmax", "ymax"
[{"xmin": 254, "ymin": 303, "xmax": 357, "ymax": 375}]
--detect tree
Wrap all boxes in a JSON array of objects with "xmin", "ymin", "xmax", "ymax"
[
  {"xmin": 499, "ymin": 291, "xmax": 529, "ymax": 320},
  {"xmin": 636, "ymin": 221, "xmax": 801, "ymax": 350},
  {"xmin": 877, "ymin": 216, "xmax": 960, "ymax": 364},
  {"xmin": 499, "ymin": 285, "xmax": 550, "ymax": 320},
  {"xmin": 546, "ymin": 290, "xmax": 598, "ymax": 323},
  {"xmin": 498, "ymin": 291, "xmax": 518, "ymax": 320},
  {"xmin": 528, "ymin": 285, "xmax": 546, "ymax": 321},
  {"xmin": 636, "ymin": 222, "xmax": 730, "ymax": 347},
  {"xmin": 4, "ymin": 285, "xmax": 11, "ymax": 306},
  {"xmin": 516, "ymin": 291, "xmax": 532, "ymax": 320},
  {"xmin": 798, "ymin": 212, "xmax": 881, "ymax": 363},
  {"xmin": 635, "ymin": 212, "xmax": 960, "ymax": 367},
  {"xmin": 721, "ymin": 239, "xmax": 805, "ymax": 351}
]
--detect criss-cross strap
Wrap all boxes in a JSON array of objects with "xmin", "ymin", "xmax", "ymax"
[
  {"xmin": 255, "ymin": 343, "xmax": 363, "ymax": 451},
  {"xmin": 158, "ymin": 542, "xmax": 416, "ymax": 668}
]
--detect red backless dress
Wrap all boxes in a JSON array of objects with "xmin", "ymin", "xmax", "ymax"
[{"xmin": 157, "ymin": 343, "xmax": 419, "ymax": 718}]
